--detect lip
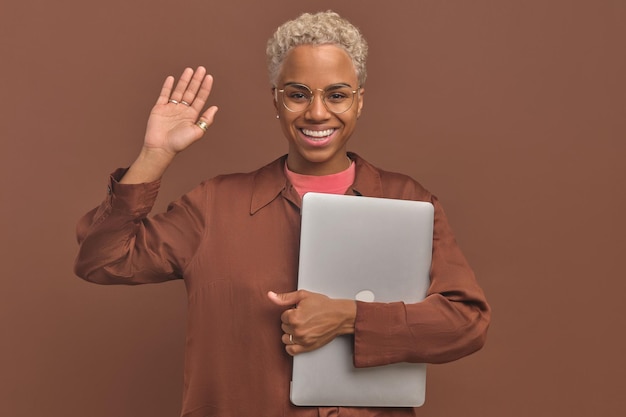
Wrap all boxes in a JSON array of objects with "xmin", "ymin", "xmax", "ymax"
[{"xmin": 297, "ymin": 127, "xmax": 338, "ymax": 147}]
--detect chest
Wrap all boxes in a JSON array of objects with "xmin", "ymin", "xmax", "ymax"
[{"xmin": 184, "ymin": 197, "xmax": 302, "ymax": 297}]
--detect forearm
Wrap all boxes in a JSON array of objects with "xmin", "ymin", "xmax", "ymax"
[
  {"xmin": 74, "ymin": 171, "xmax": 172, "ymax": 284},
  {"xmin": 75, "ymin": 169, "xmax": 207, "ymax": 285},
  {"xmin": 120, "ymin": 146, "xmax": 176, "ymax": 184},
  {"xmin": 353, "ymin": 293, "xmax": 490, "ymax": 366},
  {"xmin": 75, "ymin": 206, "xmax": 156, "ymax": 285}
]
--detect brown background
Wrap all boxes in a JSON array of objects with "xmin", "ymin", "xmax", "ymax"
[{"xmin": 1, "ymin": 0, "xmax": 624, "ymax": 416}]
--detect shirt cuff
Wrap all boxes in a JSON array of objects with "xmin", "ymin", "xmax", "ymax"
[
  {"xmin": 354, "ymin": 301, "xmax": 410, "ymax": 368},
  {"xmin": 106, "ymin": 168, "xmax": 161, "ymax": 215}
]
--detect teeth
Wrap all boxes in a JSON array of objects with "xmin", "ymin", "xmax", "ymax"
[{"xmin": 302, "ymin": 128, "xmax": 334, "ymax": 138}]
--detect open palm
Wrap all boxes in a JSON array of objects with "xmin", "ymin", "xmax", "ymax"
[{"xmin": 144, "ymin": 66, "xmax": 218, "ymax": 155}]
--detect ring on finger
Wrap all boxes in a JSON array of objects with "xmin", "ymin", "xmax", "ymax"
[
  {"xmin": 168, "ymin": 99, "xmax": 179, "ymax": 104},
  {"xmin": 196, "ymin": 120, "xmax": 208, "ymax": 132},
  {"xmin": 180, "ymin": 100, "xmax": 190, "ymax": 106},
  {"xmin": 289, "ymin": 334, "xmax": 295, "ymax": 345}
]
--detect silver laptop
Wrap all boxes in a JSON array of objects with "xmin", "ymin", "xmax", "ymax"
[{"xmin": 291, "ymin": 192, "xmax": 434, "ymax": 407}]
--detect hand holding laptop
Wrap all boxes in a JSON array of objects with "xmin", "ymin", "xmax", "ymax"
[{"xmin": 267, "ymin": 290, "xmax": 357, "ymax": 356}]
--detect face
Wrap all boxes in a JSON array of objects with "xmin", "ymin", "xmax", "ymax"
[{"xmin": 273, "ymin": 44, "xmax": 365, "ymax": 175}]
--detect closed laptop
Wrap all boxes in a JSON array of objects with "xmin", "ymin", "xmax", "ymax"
[{"xmin": 291, "ymin": 192, "xmax": 434, "ymax": 407}]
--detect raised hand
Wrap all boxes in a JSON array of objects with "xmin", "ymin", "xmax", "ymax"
[
  {"xmin": 144, "ymin": 66, "xmax": 218, "ymax": 155},
  {"xmin": 121, "ymin": 67, "xmax": 218, "ymax": 184}
]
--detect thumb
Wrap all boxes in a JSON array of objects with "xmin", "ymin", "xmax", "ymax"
[
  {"xmin": 267, "ymin": 290, "xmax": 304, "ymax": 307},
  {"xmin": 200, "ymin": 105, "xmax": 219, "ymax": 125}
]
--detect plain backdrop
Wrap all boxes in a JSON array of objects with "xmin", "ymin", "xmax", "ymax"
[{"xmin": 1, "ymin": 1, "xmax": 624, "ymax": 416}]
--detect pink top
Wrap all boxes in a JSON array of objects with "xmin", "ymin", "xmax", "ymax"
[{"xmin": 284, "ymin": 160, "xmax": 356, "ymax": 197}]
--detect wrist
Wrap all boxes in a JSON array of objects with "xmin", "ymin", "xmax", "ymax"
[
  {"xmin": 138, "ymin": 145, "xmax": 177, "ymax": 163},
  {"xmin": 338, "ymin": 299, "xmax": 357, "ymax": 335},
  {"xmin": 120, "ymin": 147, "xmax": 175, "ymax": 184}
]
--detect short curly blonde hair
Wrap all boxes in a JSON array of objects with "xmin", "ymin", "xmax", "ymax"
[{"xmin": 266, "ymin": 11, "xmax": 368, "ymax": 86}]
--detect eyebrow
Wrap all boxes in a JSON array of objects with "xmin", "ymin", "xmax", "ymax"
[{"xmin": 283, "ymin": 82, "xmax": 355, "ymax": 90}]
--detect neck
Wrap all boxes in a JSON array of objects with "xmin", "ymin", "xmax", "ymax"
[{"xmin": 286, "ymin": 154, "xmax": 352, "ymax": 176}]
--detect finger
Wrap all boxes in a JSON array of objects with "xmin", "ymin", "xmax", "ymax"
[
  {"xmin": 190, "ymin": 74, "xmax": 215, "ymax": 112},
  {"xmin": 170, "ymin": 67, "xmax": 194, "ymax": 101},
  {"xmin": 155, "ymin": 76, "xmax": 175, "ymax": 105},
  {"xmin": 199, "ymin": 105, "xmax": 218, "ymax": 125},
  {"xmin": 281, "ymin": 333, "xmax": 296, "ymax": 346},
  {"xmin": 268, "ymin": 290, "xmax": 305, "ymax": 307},
  {"xmin": 180, "ymin": 66, "xmax": 207, "ymax": 107},
  {"xmin": 282, "ymin": 332, "xmax": 310, "ymax": 349},
  {"xmin": 280, "ymin": 322, "xmax": 294, "ymax": 335},
  {"xmin": 194, "ymin": 106, "xmax": 218, "ymax": 133},
  {"xmin": 285, "ymin": 343, "xmax": 307, "ymax": 356}
]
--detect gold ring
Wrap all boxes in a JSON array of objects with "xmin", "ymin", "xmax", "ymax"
[
  {"xmin": 168, "ymin": 99, "xmax": 179, "ymax": 104},
  {"xmin": 196, "ymin": 120, "xmax": 208, "ymax": 132},
  {"xmin": 181, "ymin": 100, "xmax": 190, "ymax": 106}
]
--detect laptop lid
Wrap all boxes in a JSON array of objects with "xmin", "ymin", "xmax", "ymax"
[{"xmin": 291, "ymin": 192, "xmax": 434, "ymax": 407}]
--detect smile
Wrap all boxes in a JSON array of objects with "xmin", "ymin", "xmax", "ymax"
[{"xmin": 301, "ymin": 128, "xmax": 335, "ymax": 138}]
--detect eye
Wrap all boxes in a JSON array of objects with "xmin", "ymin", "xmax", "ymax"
[
  {"xmin": 288, "ymin": 91, "xmax": 310, "ymax": 102},
  {"xmin": 326, "ymin": 91, "xmax": 349, "ymax": 103}
]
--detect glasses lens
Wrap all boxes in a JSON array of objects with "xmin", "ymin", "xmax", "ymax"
[
  {"xmin": 323, "ymin": 87, "xmax": 355, "ymax": 114},
  {"xmin": 282, "ymin": 85, "xmax": 312, "ymax": 112},
  {"xmin": 281, "ymin": 85, "xmax": 356, "ymax": 113}
]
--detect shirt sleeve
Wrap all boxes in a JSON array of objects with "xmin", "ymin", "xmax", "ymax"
[
  {"xmin": 353, "ymin": 195, "xmax": 491, "ymax": 366},
  {"xmin": 74, "ymin": 169, "xmax": 207, "ymax": 285}
]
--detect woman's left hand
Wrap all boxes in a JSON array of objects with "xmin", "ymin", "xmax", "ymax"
[{"xmin": 267, "ymin": 290, "xmax": 357, "ymax": 355}]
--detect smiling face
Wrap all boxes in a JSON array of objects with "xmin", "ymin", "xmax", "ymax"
[{"xmin": 274, "ymin": 44, "xmax": 365, "ymax": 175}]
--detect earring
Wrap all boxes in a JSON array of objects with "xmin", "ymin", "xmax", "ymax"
[{"xmin": 276, "ymin": 114, "xmax": 280, "ymax": 119}]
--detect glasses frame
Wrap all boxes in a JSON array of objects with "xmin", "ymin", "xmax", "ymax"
[{"xmin": 274, "ymin": 83, "xmax": 360, "ymax": 115}]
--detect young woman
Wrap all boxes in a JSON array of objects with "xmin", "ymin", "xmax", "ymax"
[{"xmin": 75, "ymin": 11, "xmax": 490, "ymax": 417}]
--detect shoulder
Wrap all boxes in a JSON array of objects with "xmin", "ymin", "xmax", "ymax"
[
  {"xmin": 190, "ymin": 156, "xmax": 287, "ymax": 213},
  {"xmin": 351, "ymin": 153, "xmax": 433, "ymax": 201},
  {"xmin": 199, "ymin": 156, "xmax": 285, "ymax": 189},
  {"xmin": 380, "ymin": 168, "xmax": 432, "ymax": 201}
]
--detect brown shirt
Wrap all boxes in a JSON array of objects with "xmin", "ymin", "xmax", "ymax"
[{"xmin": 75, "ymin": 153, "xmax": 490, "ymax": 417}]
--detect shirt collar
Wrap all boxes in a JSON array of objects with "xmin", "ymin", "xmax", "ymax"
[{"xmin": 249, "ymin": 152, "xmax": 384, "ymax": 215}]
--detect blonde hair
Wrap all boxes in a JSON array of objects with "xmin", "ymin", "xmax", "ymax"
[{"xmin": 266, "ymin": 11, "xmax": 368, "ymax": 86}]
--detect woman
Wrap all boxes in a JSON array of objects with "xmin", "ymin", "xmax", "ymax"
[{"xmin": 75, "ymin": 11, "xmax": 490, "ymax": 417}]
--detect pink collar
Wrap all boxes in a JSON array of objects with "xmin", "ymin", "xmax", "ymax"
[{"xmin": 284, "ymin": 160, "xmax": 356, "ymax": 198}]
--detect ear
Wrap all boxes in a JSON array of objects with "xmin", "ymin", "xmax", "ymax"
[
  {"xmin": 356, "ymin": 87, "xmax": 365, "ymax": 118},
  {"xmin": 272, "ymin": 87, "xmax": 279, "ymax": 113}
]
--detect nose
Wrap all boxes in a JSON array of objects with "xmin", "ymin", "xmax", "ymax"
[{"xmin": 304, "ymin": 90, "xmax": 331, "ymax": 121}]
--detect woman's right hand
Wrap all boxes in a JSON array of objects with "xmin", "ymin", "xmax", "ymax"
[
  {"xmin": 144, "ymin": 66, "xmax": 218, "ymax": 155},
  {"xmin": 121, "ymin": 67, "xmax": 218, "ymax": 184}
]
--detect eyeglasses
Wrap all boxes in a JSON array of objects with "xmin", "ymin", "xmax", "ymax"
[{"xmin": 274, "ymin": 83, "xmax": 359, "ymax": 114}]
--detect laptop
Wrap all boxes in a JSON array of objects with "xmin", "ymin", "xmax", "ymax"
[{"xmin": 291, "ymin": 192, "xmax": 434, "ymax": 407}]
